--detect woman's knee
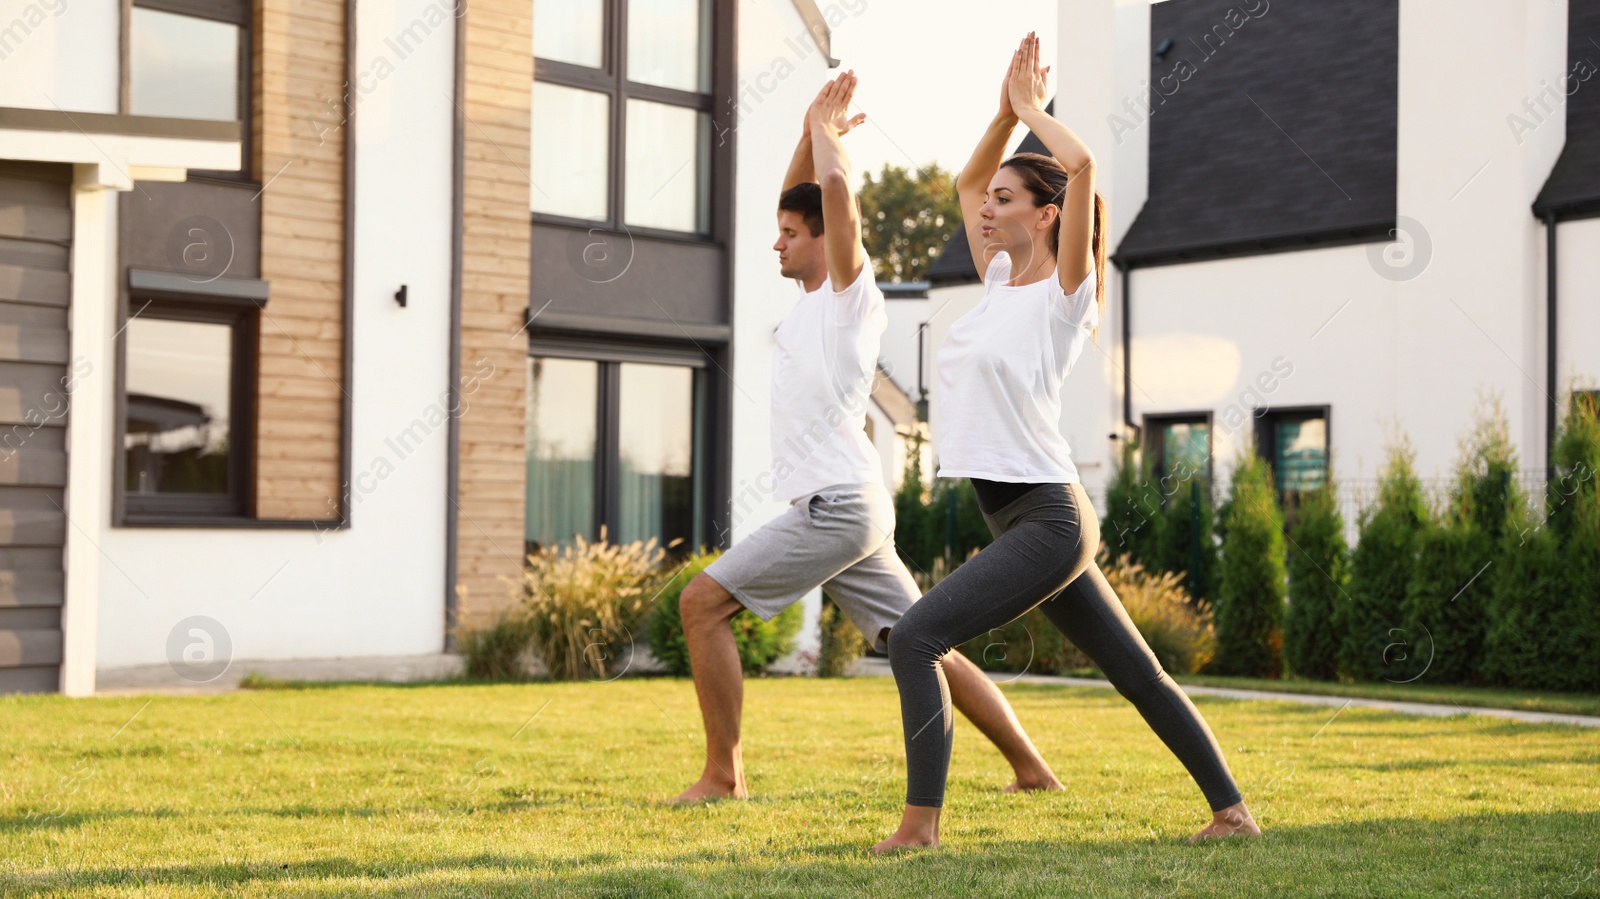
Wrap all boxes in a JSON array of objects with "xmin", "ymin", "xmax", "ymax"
[
  {"xmin": 1108, "ymin": 660, "xmax": 1172, "ymax": 703},
  {"xmin": 886, "ymin": 619, "xmax": 944, "ymax": 671}
]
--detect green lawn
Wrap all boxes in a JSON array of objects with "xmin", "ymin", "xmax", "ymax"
[{"xmin": 3, "ymin": 677, "xmax": 1597, "ymax": 897}]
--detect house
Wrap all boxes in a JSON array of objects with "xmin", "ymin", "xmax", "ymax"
[
  {"xmin": 0, "ymin": 0, "xmax": 858, "ymax": 694},
  {"xmin": 913, "ymin": 0, "xmax": 1597, "ymax": 534}
]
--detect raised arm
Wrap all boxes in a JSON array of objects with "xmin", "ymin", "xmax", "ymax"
[
  {"xmin": 784, "ymin": 96, "xmax": 865, "ymax": 193},
  {"xmin": 808, "ymin": 72, "xmax": 868, "ymax": 290},
  {"xmin": 1009, "ymin": 32, "xmax": 1096, "ymax": 292},
  {"xmin": 957, "ymin": 51, "xmax": 1021, "ymax": 272},
  {"xmin": 782, "ymin": 122, "xmax": 815, "ymax": 193}
]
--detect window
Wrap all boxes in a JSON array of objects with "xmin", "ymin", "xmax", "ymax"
[
  {"xmin": 129, "ymin": 0, "xmax": 252, "ymax": 178},
  {"xmin": 532, "ymin": 0, "xmax": 713, "ymax": 235},
  {"xmin": 1256, "ymin": 407, "xmax": 1330, "ymax": 523},
  {"xmin": 526, "ymin": 355, "xmax": 703, "ymax": 555},
  {"xmin": 1145, "ymin": 413, "xmax": 1212, "ymax": 490},
  {"xmin": 120, "ymin": 301, "xmax": 257, "ymax": 520},
  {"xmin": 130, "ymin": 1, "xmax": 249, "ymax": 121}
]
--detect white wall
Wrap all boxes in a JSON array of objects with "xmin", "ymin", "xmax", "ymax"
[
  {"xmin": 0, "ymin": 0, "xmax": 119, "ymax": 113},
  {"xmin": 1553, "ymin": 217, "xmax": 1600, "ymax": 392},
  {"xmin": 879, "ymin": 295, "xmax": 929, "ymax": 398},
  {"xmin": 94, "ymin": 1, "xmax": 458, "ymax": 670}
]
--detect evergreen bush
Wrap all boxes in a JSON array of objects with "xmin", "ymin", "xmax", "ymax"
[
  {"xmin": 1338, "ymin": 440, "xmax": 1428, "ymax": 681},
  {"xmin": 1210, "ymin": 454, "xmax": 1286, "ymax": 677},
  {"xmin": 1283, "ymin": 480, "xmax": 1347, "ymax": 681}
]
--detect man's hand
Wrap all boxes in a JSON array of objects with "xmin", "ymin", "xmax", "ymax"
[
  {"xmin": 1007, "ymin": 32, "xmax": 1050, "ymax": 116},
  {"xmin": 808, "ymin": 71, "xmax": 866, "ymax": 137}
]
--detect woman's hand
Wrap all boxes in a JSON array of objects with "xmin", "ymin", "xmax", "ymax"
[
  {"xmin": 808, "ymin": 71, "xmax": 866, "ymax": 137},
  {"xmin": 1006, "ymin": 32, "xmax": 1050, "ymax": 115},
  {"xmin": 997, "ymin": 49, "xmax": 1016, "ymax": 120}
]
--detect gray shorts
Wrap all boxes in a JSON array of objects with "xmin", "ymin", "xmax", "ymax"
[{"xmin": 703, "ymin": 482, "xmax": 916, "ymax": 652}]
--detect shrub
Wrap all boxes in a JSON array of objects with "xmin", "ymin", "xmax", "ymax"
[
  {"xmin": 1154, "ymin": 476, "xmax": 1220, "ymax": 602},
  {"xmin": 1338, "ymin": 440, "xmax": 1428, "ymax": 681},
  {"xmin": 1102, "ymin": 443, "xmax": 1164, "ymax": 568},
  {"xmin": 894, "ymin": 434, "xmax": 941, "ymax": 573},
  {"xmin": 1210, "ymin": 454, "xmax": 1286, "ymax": 677},
  {"xmin": 1551, "ymin": 393, "xmax": 1600, "ymax": 692},
  {"xmin": 1401, "ymin": 401, "xmax": 1520, "ymax": 684},
  {"xmin": 1482, "ymin": 508, "xmax": 1566, "ymax": 688},
  {"xmin": 1485, "ymin": 393, "xmax": 1600, "ymax": 690},
  {"xmin": 521, "ymin": 531, "xmax": 670, "ymax": 681},
  {"xmin": 647, "ymin": 549, "xmax": 804, "ymax": 677},
  {"xmin": 815, "ymin": 593, "xmax": 870, "ymax": 677},
  {"xmin": 1104, "ymin": 553, "xmax": 1217, "ymax": 675},
  {"xmin": 1283, "ymin": 480, "xmax": 1347, "ymax": 681},
  {"xmin": 453, "ymin": 609, "xmax": 535, "ymax": 681}
]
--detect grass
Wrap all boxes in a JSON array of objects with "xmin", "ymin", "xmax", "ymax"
[{"xmin": 2, "ymin": 677, "xmax": 1597, "ymax": 897}]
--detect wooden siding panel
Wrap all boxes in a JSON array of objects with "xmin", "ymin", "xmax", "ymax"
[
  {"xmin": 456, "ymin": 0, "xmax": 530, "ymax": 624},
  {"xmin": 256, "ymin": 0, "xmax": 347, "ymax": 519}
]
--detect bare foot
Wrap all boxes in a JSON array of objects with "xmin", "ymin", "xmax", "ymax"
[
  {"xmin": 871, "ymin": 805, "xmax": 941, "ymax": 854},
  {"xmin": 670, "ymin": 775, "xmax": 747, "ymax": 804},
  {"xmin": 1187, "ymin": 801, "xmax": 1261, "ymax": 843},
  {"xmin": 1001, "ymin": 775, "xmax": 1064, "ymax": 793}
]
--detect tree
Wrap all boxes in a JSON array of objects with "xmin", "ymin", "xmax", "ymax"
[
  {"xmin": 858, "ymin": 162, "xmax": 961, "ymax": 283},
  {"xmin": 1338, "ymin": 440, "xmax": 1428, "ymax": 681},
  {"xmin": 1485, "ymin": 391, "xmax": 1600, "ymax": 690},
  {"xmin": 1283, "ymin": 480, "xmax": 1347, "ymax": 681},
  {"xmin": 1401, "ymin": 400, "xmax": 1519, "ymax": 685},
  {"xmin": 1210, "ymin": 454, "xmax": 1286, "ymax": 678}
]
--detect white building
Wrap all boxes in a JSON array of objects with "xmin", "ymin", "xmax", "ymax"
[{"xmin": 913, "ymin": 0, "xmax": 1598, "ymax": 533}]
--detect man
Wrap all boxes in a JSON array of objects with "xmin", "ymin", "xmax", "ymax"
[{"xmin": 672, "ymin": 73, "xmax": 1061, "ymax": 803}]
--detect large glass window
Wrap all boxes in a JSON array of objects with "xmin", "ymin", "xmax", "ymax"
[
  {"xmin": 530, "ymin": 83, "xmax": 611, "ymax": 221},
  {"xmin": 129, "ymin": 4, "xmax": 246, "ymax": 122},
  {"xmin": 533, "ymin": 0, "xmax": 605, "ymax": 68},
  {"xmin": 1147, "ymin": 415, "xmax": 1212, "ymax": 487},
  {"xmin": 623, "ymin": 100, "xmax": 709, "ymax": 232},
  {"xmin": 120, "ymin": 303, "xmax": 255, "ymax": 519},
  {"xmin": 626, "ymin": 0, "xmax": 710, "ymax": 92},
  {"xmin": 526, "ymin": 356, "xmax": 702, "ymax": 555},
  {"xmin": 617, "ymin": 363, "xmax": 694, "ymax": 547},
  {"xmin": 526, "ymin": 359, "xmax": 600, "ymax": 551},
  {"xmin": 532, "ymin": 0, "xmax": 713, "ymax": 236},
  {"xmin": 1257, "ymin": 408, "xmax": 1329, "ymax": 524}
]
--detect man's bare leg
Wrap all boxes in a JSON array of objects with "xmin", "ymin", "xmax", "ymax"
[
  {"xmin": 938, "ymin": 646, "xmax": 1062, "ymax": 792},
  {"xmin": 672, "ymin": 573, "xmax": 749, "ymax": 802}
]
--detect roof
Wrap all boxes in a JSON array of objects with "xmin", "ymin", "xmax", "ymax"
[
  {"xmin": 870, "ymin": 363, "xmax": 920, "ymax": 428},
  {"xmin": 1116, "ymin": 0, "xmax": 1398, "ymax": 266},
  {"xmin": 1533, "ymin": 0, "xmax": 1600, "ymax": 221},
  {"xmin": 924, "ymin": 107, "xmax": 1054, "ymax": 287},
  {"xmin": 879, "ymin": 280, "xmax": 930, "ymax": 299}
]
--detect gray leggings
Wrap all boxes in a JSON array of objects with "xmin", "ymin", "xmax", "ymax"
[{"xmin": 887, "ymin": 480, "xmax": 1245, "ymax": 811}]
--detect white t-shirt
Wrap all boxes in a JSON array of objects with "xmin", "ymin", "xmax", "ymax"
[
  {"xmin": 768, "ymin": 261, "xmax": 887, "ymax": 503},
  {"xmin": 934, "ymin": 251, "xmax": 1099, "ymax": 483}
]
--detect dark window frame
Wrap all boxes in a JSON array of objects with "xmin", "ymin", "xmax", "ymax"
[
  {"xmin": 532, "ymin": 0, "xmax": 718, "ymax": 242},
  {"xmin": 1144, "ymin": 411, "xmax": 1214, "ymax": 490},
  {"xmin": 525, "ymin": 340, "xmax": 709, "ymax": 556},
  {"xmin": 1253, "ymin": 404, "xmax": 1332, "ymax": 522},
  {"xmin": 128, "ymin": 0, "xmax": 255, "ymax": 184},
  {"xmin": 115, "ymin": 297, "xmax": 259, "ymax": 524}
]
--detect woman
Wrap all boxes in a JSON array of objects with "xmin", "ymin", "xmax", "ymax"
[{"xmin": 873, "ymin": 33, "xmax": 1260, "ymax": 852}]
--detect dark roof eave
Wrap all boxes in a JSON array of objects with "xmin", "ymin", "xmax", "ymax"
[
  {"xmin": 1532, "ymin": 194, "xmax": 1600, "ymax": 222},
  {"xmin": 1112, "ymin": 221, "xmax": 1394, "ymax": 269}
]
